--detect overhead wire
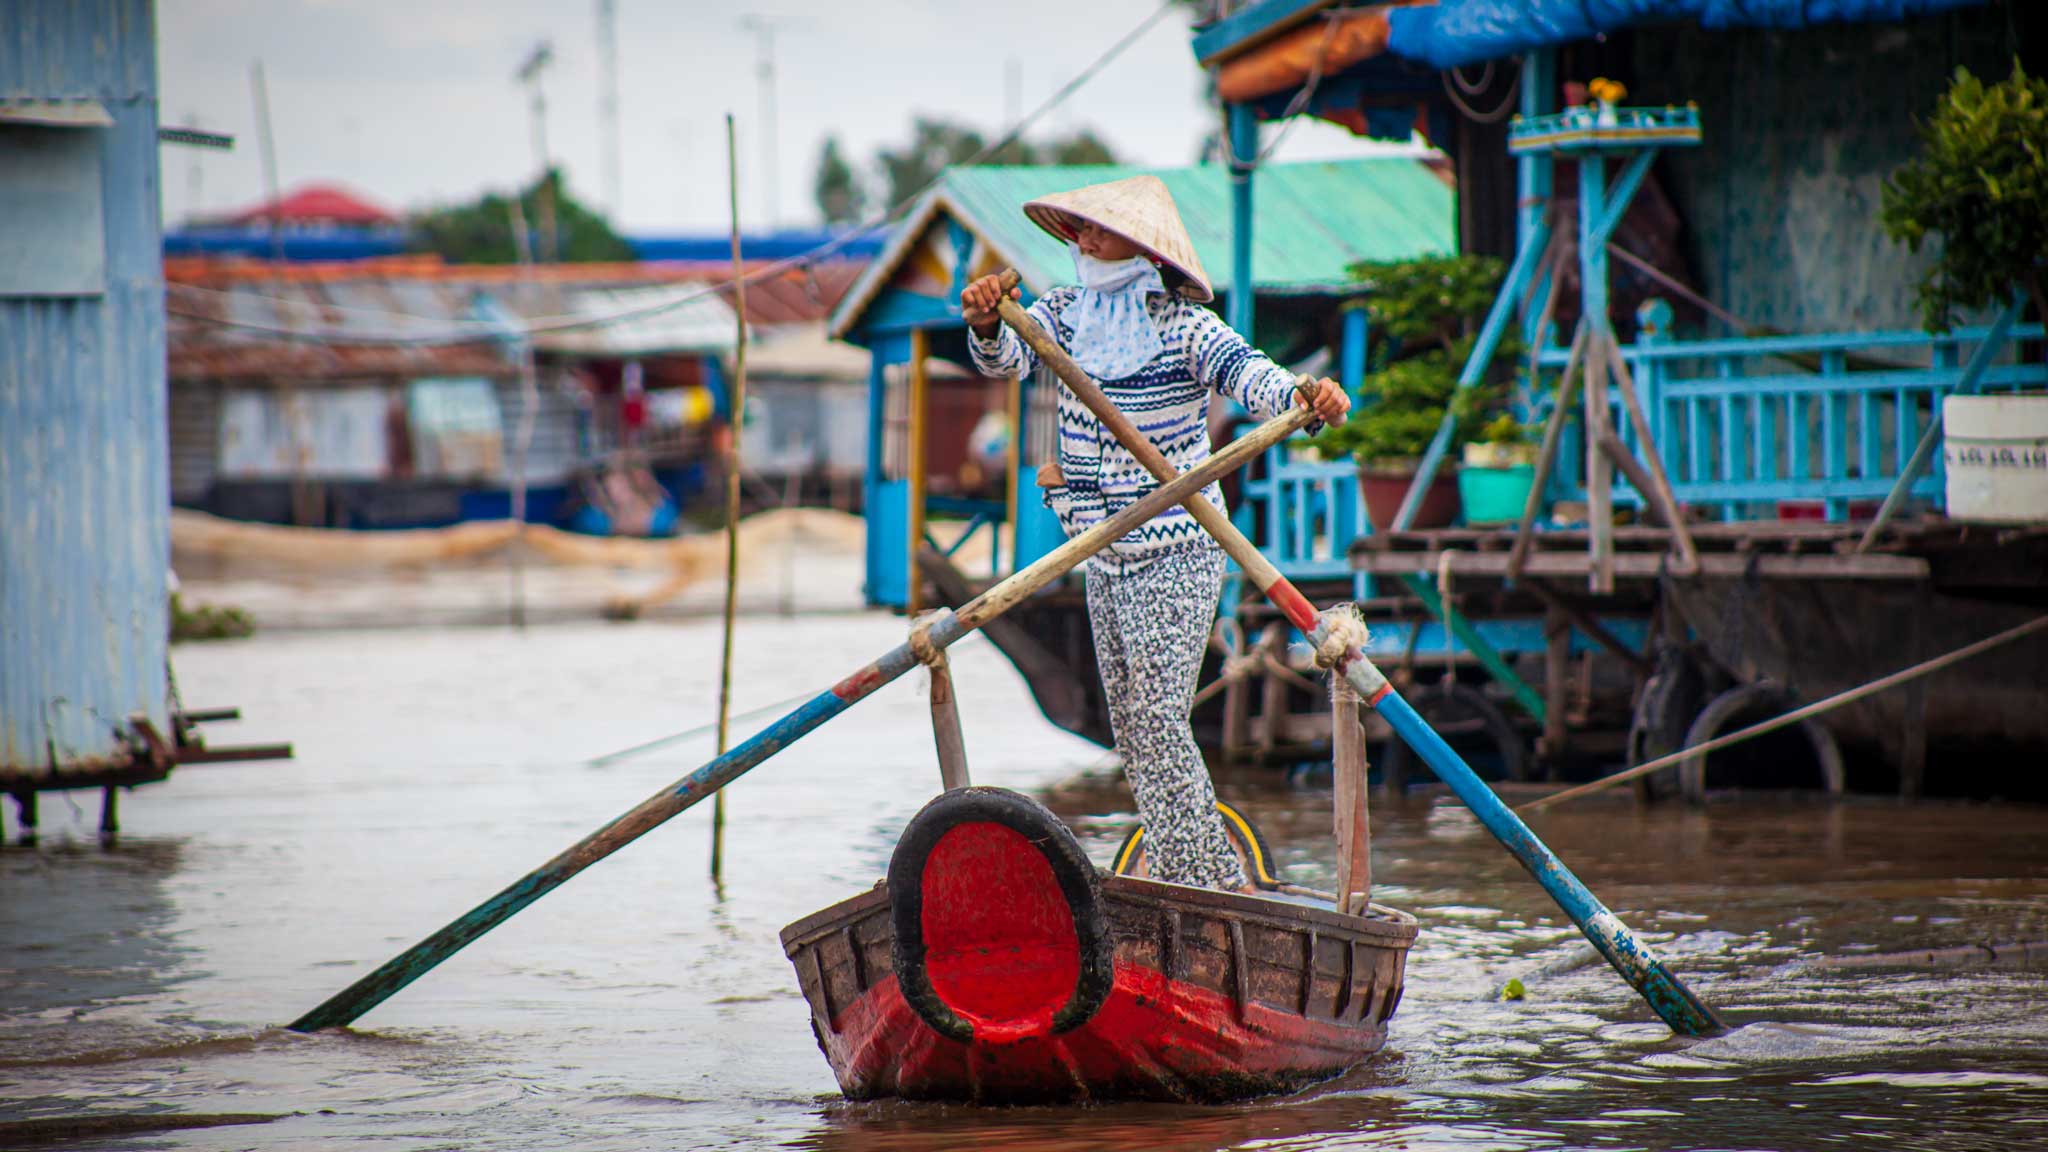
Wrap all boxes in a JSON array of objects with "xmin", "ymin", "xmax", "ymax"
[{"xmin": 165, "ymin": 1, "xmax": 1181, "ymax": 347}]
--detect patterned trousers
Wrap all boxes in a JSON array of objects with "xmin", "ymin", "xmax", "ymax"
[{"xmin": 1084, "ymin": 544, "xmax": 1247, "ymax": 890}]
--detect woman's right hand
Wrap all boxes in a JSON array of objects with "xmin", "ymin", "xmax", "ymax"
[{"xmin": 961, "ymin": 274, "xmax": 1018, "ymax": 336}]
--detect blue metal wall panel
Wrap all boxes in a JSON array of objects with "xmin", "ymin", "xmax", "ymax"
[{"xmin": 0, "ymin": 0, "xmax": 168, "ymax": 777}]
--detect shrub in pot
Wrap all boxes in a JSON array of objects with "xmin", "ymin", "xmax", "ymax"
[{"xmin": 1308, "ymin": 254, "xmax": 1519, "ymax": 531}]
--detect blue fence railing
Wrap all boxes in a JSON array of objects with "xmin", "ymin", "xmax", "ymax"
[
  {"xmin": 1541, "ymin": 321, "xmax": 2048, "ymax": 522},
  {"xmin": 1228, "ymin": 319, "xmax": 2045, "ymax": 600}
]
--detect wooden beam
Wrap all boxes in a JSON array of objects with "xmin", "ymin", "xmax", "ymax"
[
  {"xmin": 1357, "ymin": 549, "xmax": 1930, "ymax": 581},
  {"xmin": 1526, "ymin": 578, "xmax": 1653, "ymax": 677},
  {"xmin": 1509, "ymin": 320, "xmax": 1589, "ymax": 581}
]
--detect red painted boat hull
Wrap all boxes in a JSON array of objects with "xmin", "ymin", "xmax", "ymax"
[{"xmin": 781, "ymin": 790, "xmax": 1417, "ymax": 1104}]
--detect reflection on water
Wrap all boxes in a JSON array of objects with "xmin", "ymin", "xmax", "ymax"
[{"xmin": 1, "ymin": 617, "xmax": 2044, "ymax": 1150}]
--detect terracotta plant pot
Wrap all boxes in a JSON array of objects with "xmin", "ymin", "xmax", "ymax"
[{"xmin": 1358, "ymin": 462, "xmax": 1460, "ymax": 533}]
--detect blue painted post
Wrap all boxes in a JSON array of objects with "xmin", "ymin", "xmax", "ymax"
[
  {"xmin": 1578, "ymin": 153, "xmax": 1615, "ymax": 585},
  {"xmin": 1340, "ymin": 302, "xmax": 1369, "ymax": 404},
  {"xmin": 1340, "ymin": 301, "xmax": 1373, "ymax": 599},
  {"xmin": 1309, "ymin": 622, "xmax": 1725, "ymax": 1037},
  {"xmin": 1227, "ymin": 103, "xmax": 1259, "ymax": 342}
]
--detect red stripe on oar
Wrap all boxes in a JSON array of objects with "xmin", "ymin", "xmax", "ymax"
[
  {"xmin": 832, "ymin": 665, "xmax": 885, "ymax": 700},
  {"xmin": 1267, "ymin": 580, "xmax": 1319, "ymax": 631},
  {"xmin": 1368, "ymin": 684, "xmax": 1393, "ymax": 706}
]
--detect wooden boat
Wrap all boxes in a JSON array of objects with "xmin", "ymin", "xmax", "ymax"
[{"xmin": 780, "ymin": 787, "xmax": 1417, "ymax": 1104}]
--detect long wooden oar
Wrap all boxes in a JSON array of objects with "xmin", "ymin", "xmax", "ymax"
[
  {"xmin": 992, "ymin": 271, "xmax": 1723, "ymax": 1036},
  {"xmin": 286, "ymin": 402, "xmax": 1313, "ymax": 1033}
]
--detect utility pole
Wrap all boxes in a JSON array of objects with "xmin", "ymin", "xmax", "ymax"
[
  {"xmin": 249, "ymin": 62, "xmax": 283, "ymax": 266},
  {"xmin": 515, "ymin": 41, "xmax": 557, "ymax": 262},
  {"xmin": 739, "ymin": 16, "xmax": 778, "ymax": 229},
  {"xmin": 596, "ymin": 0, "xmax": 623, "ymax": 221}
]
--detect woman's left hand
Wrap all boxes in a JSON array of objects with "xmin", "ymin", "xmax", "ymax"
[{"xmin": 1295, "ymin": 376, "xmax": 1351, "ymax": 425}]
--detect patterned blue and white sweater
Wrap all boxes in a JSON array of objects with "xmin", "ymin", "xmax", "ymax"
[{"xmin": 969, "ymin": 286, "xmax": 1305, "ymax": 575}]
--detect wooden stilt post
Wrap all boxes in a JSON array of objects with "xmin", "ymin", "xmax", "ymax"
[
  {"xmin": 1541, "ymin": 604, "xmax": 1570, "ymax": 774},
  {"xmin": 1604, "ymin": 338, "xmax": 1698, "ymax": 573},
  {"xmin": 1257, "ymin": 622, "xmax": 1289, "ymax": 760},
  {"xmin": 912, "ymin": 615, "xmax": 970, "ymax": 791},
  {"xmin": 1584, "ymin": 330, "xmax": 1616, "ymax": 595},
  {"xmin": 1508, "ymin": 320, "xmax": 1590, "ymax": 581},
  {"xmin": 12, "ymin": 791, "xmax": 35, "ymax": 843},
  {"xmin": 99, "ymin": 786, "xmax": 119, "ymax": 838},
  {"xmin": 1332, "ymin": 678, "xmax": 1371, "ymax": 916}
]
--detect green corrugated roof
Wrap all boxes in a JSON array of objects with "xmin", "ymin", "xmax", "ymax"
[
  {"xmin": 950, "ymin": 159, "xmax": 1452, "ymax": 295},
  {"xmin": 833, "ymin": 157, "xmax": 1455, "ymax": 335}
]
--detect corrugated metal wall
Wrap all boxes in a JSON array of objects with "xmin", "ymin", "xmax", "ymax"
[{"xmin": 0, "ymin": 0, "xmax": 169, "ymax": 777}]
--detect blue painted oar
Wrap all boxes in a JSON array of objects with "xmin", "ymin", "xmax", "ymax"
[
  {"xmin": 1310, "ymin": 617, "xmax": 1725, "ymax": 1036},
  {"xmin": 286, "ymin": 403, "xmax": 1315, "ymax": 1033}
]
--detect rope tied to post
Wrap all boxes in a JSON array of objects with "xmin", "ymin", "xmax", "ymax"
[{"xmin": 1314, "ymin": 609, "xmax": 1373, "ymax": 672}]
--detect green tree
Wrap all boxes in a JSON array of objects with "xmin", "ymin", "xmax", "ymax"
[
  {"xmin": 870, "ymin": 118, "xmax": 1124, "ymax": 209},
  {"xmin": 877, "ymin": 118, "xmax": 989, "ymax": 209},
  {"xmin": 1881, "ymin": 60, "xmax": 2048, "ymax": 330},
  {"xmin": 1041, "ymin": 129, "xmax": 1118, "ymax": 167},
  {"xmin": 410, "ymin": 168, "xmax": 633, "ymax": 265},
  {"xmin": 812, "ymin": 135, "xmax": 867, "ymax": 225}
]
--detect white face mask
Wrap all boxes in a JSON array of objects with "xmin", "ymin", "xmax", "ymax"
[{"xmin": 1066, "ymin": 241, "xmax": 1166, "ymax": 381}]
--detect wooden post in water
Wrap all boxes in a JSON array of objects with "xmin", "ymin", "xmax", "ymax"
[
  {"xmin": 1331, "ymin": 678, "xmax": 1370, "ymax": 916},
  {"xmin": 710, "ymin": 113, "xmax": 750, "ymax": 884}
]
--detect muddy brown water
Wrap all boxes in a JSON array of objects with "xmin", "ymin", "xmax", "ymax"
[{"xmin": 3, "ymin": 617, "xmax": 2045, "ymax": 1150}]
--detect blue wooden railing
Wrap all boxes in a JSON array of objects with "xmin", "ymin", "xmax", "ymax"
[
  {"xmin": 1230, "ymin": 317, "xmax": 2045, "ymax": 600},
  {"xmin": 1542, "ymin": 318, "xmax": 2048, "ymax": 522}
]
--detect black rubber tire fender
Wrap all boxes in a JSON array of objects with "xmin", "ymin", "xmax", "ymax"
[{"xmin": 887, "ymin": 787, "xmax": 1114, "ymax": 1044}]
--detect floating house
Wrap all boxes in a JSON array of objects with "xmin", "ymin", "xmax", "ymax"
[
  {"xmin": 830, "ymin": 158, "xmax": 1457, "ymax": 613},
  {"xmin": 0, "ymin": 0, "xmax": 287, "ymax": 836},
  {"xmin": 1185, "ymin": 0, "xmax": 2048, "ymax": 793}
]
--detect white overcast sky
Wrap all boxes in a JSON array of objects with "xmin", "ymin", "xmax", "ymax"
[{"xmin": 157, "ymin": 0, "xmax": 1423, "ymax": 233}]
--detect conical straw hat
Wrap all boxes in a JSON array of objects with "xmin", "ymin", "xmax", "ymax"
[{"xmin": 1023, "ymin": 175, "xmax": 1213, "ymax": 303}]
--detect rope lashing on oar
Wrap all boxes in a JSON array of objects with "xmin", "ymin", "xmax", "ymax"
[
  {"xmin": 907, "ymin": 610, "xmax": 951, "ymax": 668},
  {"xmin": 1314, "ymin": 612, "xmax": 1373, "ymax": 672},
  {"xmin": 1517, "ymin": 613, "xmax": 2048, "ymax": 814}
]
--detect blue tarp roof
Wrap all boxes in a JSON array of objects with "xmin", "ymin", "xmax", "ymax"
[{"xmin": 1385, "ymin": 0, "xmax": 1990, "ymax": 69}]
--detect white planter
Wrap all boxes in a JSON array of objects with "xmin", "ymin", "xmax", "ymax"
[{"xmin": 1943, "ymin": 394, "xmax": 2048, "ymax": 523}]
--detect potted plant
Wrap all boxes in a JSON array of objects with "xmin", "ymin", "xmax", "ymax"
[
  {"xmin": 1459, "ymin": 413, "xmax": 1540, "ymax": 526},
  {"xmin": 1309, "ymin": 255, "xmax": 1515, "ymax": 531},
  {"xmin": 1880, "ymin": 60, "xmax": 2048, "ymax": 523}
]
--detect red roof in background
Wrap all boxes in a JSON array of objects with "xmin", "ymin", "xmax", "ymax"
[
  {"xmin": 224, "ymin": 183, "xmax": 399, "ymax": 227},
  {"xmin": 162, "ymin": 255, "xmax": 865, "ymax": 328}
]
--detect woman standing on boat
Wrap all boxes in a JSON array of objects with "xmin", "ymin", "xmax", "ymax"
[{"xmin": 961, "ymin": 175, "xmax": 1350, "ymax": 893}]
